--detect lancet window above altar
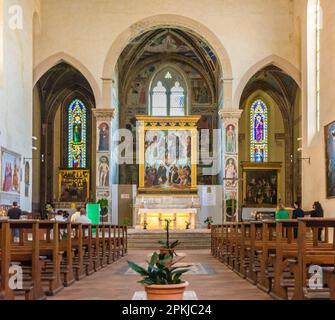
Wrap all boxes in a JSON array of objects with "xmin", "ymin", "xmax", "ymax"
[
  {"xmin": 67, "ymin": 99, "xmax": 87, "ymax": 168},
  {"xmin": 250, "ymin": 99, "xmax": 268, "ymax": 163},
  {"xmin": 150, "ymin": 67, "xmax": 187, "ymax": 116}
]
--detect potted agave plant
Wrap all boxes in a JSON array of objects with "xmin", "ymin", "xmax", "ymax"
[{"xmin": 128, "ymin": 252, "xmax": 190, "ymax": 300}]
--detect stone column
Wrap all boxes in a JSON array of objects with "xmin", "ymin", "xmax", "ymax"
[
  {"xmin": 93, "ymin": 109, "xmax": 115, "ymax": 223},
  {"xmin": 219, "ymin": 110, "xmax": 243, "ymax": 222}
]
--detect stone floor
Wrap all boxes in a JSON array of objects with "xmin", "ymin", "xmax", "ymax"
[{"xmin": 49, "ymin": 250, "xmax": 271, "ymax": 300}]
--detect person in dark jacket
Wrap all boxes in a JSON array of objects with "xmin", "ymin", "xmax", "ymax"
[
  {"xmin": 311, "ymin": 201, "xmax": 324, "ymax": 241},
  {"xmin": 293, "ymin": 201, "xmax": 305, "ymax": 219},
  {"xmin": 292, "ymin": 201, "xmax": 305, "ymax": 238},
  {"xmin": 7, "ymin": 201, "xmax": 22, "ymax": 240},
  {"xmin": 7, "ymin": 201, "xmax": 22, "ymax": 219}
]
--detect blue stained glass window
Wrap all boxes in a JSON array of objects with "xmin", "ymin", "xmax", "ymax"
[
  {"xmin": 68, "ymin": 99, "xmax": 87, "ymax": 168},
  {"xmin": 250, "ymin": 99, "xmax": 268, "ymax": 162}
]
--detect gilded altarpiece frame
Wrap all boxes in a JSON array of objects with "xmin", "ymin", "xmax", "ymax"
[{"xmin": 137, "ymin": 116, "xmax": 200, "ymax": 193}]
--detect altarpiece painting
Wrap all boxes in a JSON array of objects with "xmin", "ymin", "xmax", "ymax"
[
  {"xmin": 241, "ymin": 162, "xmax": 281, "ymax": 207},
  {"xmin": 137, "ymin": 116, "xmax": 200, "ymax": 192}
]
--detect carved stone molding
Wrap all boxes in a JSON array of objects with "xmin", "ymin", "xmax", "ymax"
[
  {"xmin": 93, "ymin": 109, "xmax": 115, "ymax": 121},
  {"xmin": 218, "ymin": 109, "xmax": 243, "ymax": 121}
]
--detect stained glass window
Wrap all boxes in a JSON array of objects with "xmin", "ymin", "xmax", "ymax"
[
  {"xmin": 170, "ymin": 82, "xmax": 185, "ymax": 116},
  {"xmin": 250, "ymin": 99, "xmax": 268, "ymax": 162},
  {"xmin": 150, "ymin": 68, "xmax": 186, "ymax": 116},
  {"xmin": 68, "ymin": 99, "xmax": 87, "ymax": 168}
]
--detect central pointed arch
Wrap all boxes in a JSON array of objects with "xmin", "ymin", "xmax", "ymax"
[{"xmin": 102, "ymin": 14, "xmax": 233, "ymax": 109}]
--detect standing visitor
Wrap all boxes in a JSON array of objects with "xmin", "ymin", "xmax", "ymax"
[
  {"xmin": 311, "ymin": 201, "xmax": 324, "ymax": 241},
  {"xmin": 292, "ymin": 201, "xmax": 305, "ymax": 238}
]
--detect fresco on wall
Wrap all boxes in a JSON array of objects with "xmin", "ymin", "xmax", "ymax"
[
  {"xmin": 127, "ymin": 80, "xmax": 147, "ymax": 106},
  {"xmin": 224, "ymin": 158, "xmax": 238, "ymax": 188},
  {"xmin": 325, "ymin": 121, "xmax": 335, "ymax": 198},
  {"xmin": 192, "ymin": 79, "xmax": 209, "ymax": 104},
  {"xmin": 98, "ymin": 122, "xmax": 110, "ymax": 152},
  {"xmin": 97, "ymin": 155, "xmax": 110, "ymax": 187},
  {"xmin": 1, "ymin": 149, "xmax": 21, "ymax": 194},
  {"xmin": 226, "ymin": 124, "xmax": 237, "ymax": 154},
  {"xmin": 146, "ymin": 34, "xmax": 191, "ymax": 53}
]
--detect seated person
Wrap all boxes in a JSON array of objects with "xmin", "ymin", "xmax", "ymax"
[
  {"xmin": 275, "ymin": 204, "xmax": 289, "ymax": 220},
  {"xmin": 70, "ymin": 207, "xmax": 81, "ymax": 222},
  {"xmin": 51, "ymin": 210, "xmax": 66, "ymax": 222},
  {"xmin": 74, "ymin": 208, "xmax": 92, "ymax": 225},
  {"xmin": 62, "ymin": 210, "xmax": 70, "ymax": 221}
]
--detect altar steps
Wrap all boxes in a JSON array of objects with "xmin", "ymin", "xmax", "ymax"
[{"xmin": 127, "ymin": 230, "xmax": 211, "ymax": 250}]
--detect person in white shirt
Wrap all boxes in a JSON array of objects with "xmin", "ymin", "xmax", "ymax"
[
  {"xmin": 75, "ymin": 208, "xmax": 92, "ymax": 225},
  {"xmin": 52, "ymin": 210, "xmax": 66, "ymax": 222}
]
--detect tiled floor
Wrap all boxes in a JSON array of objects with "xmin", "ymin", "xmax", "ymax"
[{"xmin": 49, "ymin": 250, "xmax": 271, "ymax": 300}]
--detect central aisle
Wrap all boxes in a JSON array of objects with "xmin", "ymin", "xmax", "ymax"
[{"xmin": 49, "ymin": 250, "xmax": 271, "ymax": 300}]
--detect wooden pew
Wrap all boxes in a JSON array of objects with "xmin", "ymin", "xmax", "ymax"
[
  {"xmin": 58, "ymin": 222, "xmax": 76, "ymax": 286},
  {"xmin": 290, "ymin": 218, "xmax": 335, "ymax": 300},
  {"xmin": 1, "ymin": 220, "xmax": 128, "ymax": 300},
  {"xmin": 82, "ymin": 224, "xmax": 95, "ymax": 276},
  {"xmin": 38, "ymin": 221, "xmax": 64, "ymax": 295},
  {"xmin": 0, "ymin": 221, "xmax": 12, "ymax": 299},
  {"xmin": 211, "ymin": 220, "xmax": 335, "ymax": 300},
  {"xmin": 71, "ymin": 223, "xmax": 86, "ymax": 280},
  {"xmin": 7, "ymin": 221, "xmax": 46, "ymax": 300}
]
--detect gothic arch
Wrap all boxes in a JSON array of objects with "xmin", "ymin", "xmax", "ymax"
[
  {"xmin": 33, "ymin": 52, "xmax": 102, "ymax": 107},
  {"xmin": 102, "ymin": 14, "xmax": 233, "ymax": 109},
  {"xmin": 234, "ymin": 55, "xmax": 301, "ymax": 108}
]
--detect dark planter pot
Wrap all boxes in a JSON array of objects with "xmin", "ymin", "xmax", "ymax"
[{"xmin": 101, "ymin": 207, "xmax": 108, "ymax": 217}]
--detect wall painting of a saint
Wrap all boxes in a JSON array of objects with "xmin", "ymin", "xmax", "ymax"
[
  {"xmin": 98, "ymin": 122, "xmax": 110, "ymax": 152},
  {"xmin": 226, "ymin": 124, "xmax": 236, "ymax": 153},
  {"xmin": 1, "ymin": 148, "xmax": 21, "ymax": 194}
]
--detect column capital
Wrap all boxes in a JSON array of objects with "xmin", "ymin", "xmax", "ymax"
[
  {"xmin": 93, "ymin": 108, "xmax": 115, "ymax": 121},
  {"xmin": 218, "ymin": 109, "xmax": 243, "ymax": 120}
]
